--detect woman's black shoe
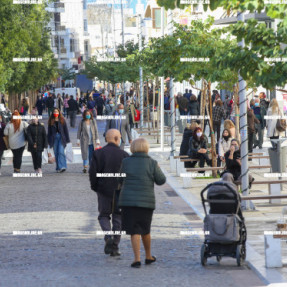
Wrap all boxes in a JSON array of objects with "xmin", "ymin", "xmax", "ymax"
[
  {"xmin": 131, "ymin": 261, "xmax": 141, "ymax": 268},
  {"xmin": 145, "ymin": 256, "xmax": 156, "ymax": 265}
]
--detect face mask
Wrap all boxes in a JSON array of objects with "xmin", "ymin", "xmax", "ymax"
[
  {"xmin": 254, "ymin": 102, "xmax": 259, "ymax": 107},
  {"xmin": 234, "ymin": 146, "xmax": 239, "ymax": 151},
  {"xmin": 86, "ymin": 115, "xmax": 91, "ymax": 119},
  {"xmin": 118, "ymin": 138, "xmax": 122, "ymax": 147},
  {"xmin": 118, "ymin": 109, "xmax": 124, "ymax": 115},
  {"xmin": 196, "ymin": 132, "xmax": 202, "ymax": 138},
  {"xmin": 53, "ymin": 113, "xmax": 59, "ymax": 118},
  {"xmin": 110, "ymin": 104, "xmax": 114, "ymax": 107}
]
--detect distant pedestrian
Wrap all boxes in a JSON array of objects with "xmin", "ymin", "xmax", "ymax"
[
  {"xmin": 105, "ymin": 100, "xmax": 115, "ymax": 116},
  {"xmin": 89, "ymin": 129, "xmax": 129, "ymax": 257},
  {"xmin": 95, "ymin": 94, "xmax": 105, "ymax": 116},
  {"xmin": 252, "ymin": 98, "xmax": 266, "ymax": 149},
  {"xmin": 56, "ymin": 93, "xmax": 64, "ymax": 112},
  {"xmin": 105, "ymin": 104, "xmax": 132, "ymax": 150},
  {"xmin": 36, "ymin": 95, "xmax": 44, "ymax": 116},
  {"xmin": 67, "ymin": 95, "xmax": 78, "ymax": 128},
  {"xmin": 266, "ymin": 98, "xmax": 284, "ymax": 140},
  {"xmin": 26, "ymin": 115, "xmax": 48, "ymax": 174},
  {"xmin": 118, "ymin": 138, "xmax": 166, "ymax": 268},
  {"xmin": 87, "ymin": 96, "xmax": 96, "ymax": 115},
  {"xmin": 47, "ymin": 108, "xmax": 70, "ymax": 173},
  {"xmin": 0, "ymin": 115, "xmax": 7, "ymax": 176},
  {"xmin": 212, "ymin": 100, "xmax": 226, "ymax": 142},
  {"xmin": 46, "ymin": 93, "xmax": 55, "ymax": 117},
  {"xmin": 247, "ymin": 102, "xmax": 259, "ymax": 157},
  {"xmin": 4, "ymin": 111, "xmax": 28, "ymax": 173},
  {"xmin": 188, "ymin": 95, "xmax": 200, "ymax": 117},
  {"xmin": 77, "ymin": 110, "xmax": 100, "ymax": 173}
]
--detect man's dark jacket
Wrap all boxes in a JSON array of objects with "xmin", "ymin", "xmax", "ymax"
[
  {"xmin": 89, "ymin": 143, "xmax": 129, "ymax": 198},
  {"xmin": 67, "ymin": 99, "xmax": 78, "ymax": 112},
  {"xmin": 46, "ymin": 97, "xmax": 54, "ymax": 109}
]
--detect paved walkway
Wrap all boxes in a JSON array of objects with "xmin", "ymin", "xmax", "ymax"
[{"xmin": 0, "ymin": 113, "xmax": 265, "ymax": 286}]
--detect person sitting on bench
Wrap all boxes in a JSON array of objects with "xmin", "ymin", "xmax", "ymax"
[
  {"xmin": 188, "ymin": 127, "xmax": 212, "ymax": 172},
  {"xmin": 223, "ymin": 139, "xmax": 254, "ymax": 188},
  {"xmin": 179, "ymin": 121, "xmax": 199, "ymax": 168}
]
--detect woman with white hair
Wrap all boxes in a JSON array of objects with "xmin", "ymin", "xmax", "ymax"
[{"xmin": 118, "ymin": 138, "xmax": 166, "ymax": 268}]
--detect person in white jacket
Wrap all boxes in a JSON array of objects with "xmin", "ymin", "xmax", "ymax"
[
  {"xmin": 266, "ymin": 99, "xmax": 284, "ymax": 140},
  {"xmin": 4, "ymin": 111, "xmax": 28, "ymax": 173},
  {"xmin": 218, "ymin": 129, "xmax": 233, "ymax": 167}
]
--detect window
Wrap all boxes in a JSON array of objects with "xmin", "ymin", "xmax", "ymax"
[
  {"xmin": 84, "ymin": 19, "xmax": 88, "ymax": 32},
  {"xmin": 83, "ymin": 0, "xmax": 87, "ymax": 10},
  {"xmin": 152, "ymin": 8, "xmax": 166, "ymax": 29},
  {"xmin": 70, "ymin": 39, "xmax": 75, "ymax": 52},
  {"xmin": 84, "ymin": 40, "xmax": 89, "ymax": 54}
]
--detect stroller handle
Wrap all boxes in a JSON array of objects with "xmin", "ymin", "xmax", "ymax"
[{"xmin": 200, "ymin": 181, "xmax": 241, "ymax": 215}]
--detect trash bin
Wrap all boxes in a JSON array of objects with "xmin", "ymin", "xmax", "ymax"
[{"xmin": 268, "ymin": 139, "xmax": 287, "ymax": 173}]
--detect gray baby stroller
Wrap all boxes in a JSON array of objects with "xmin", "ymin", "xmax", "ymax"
[{"xmin": 200, "ymin": 181, "xmax": 247, "ymax": 266}]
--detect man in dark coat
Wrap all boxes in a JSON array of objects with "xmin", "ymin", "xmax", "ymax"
[
  {"xmin": 89, "ymin": 129, "xmax": 129, "ymax": 256},
  {"xmin": 46, "ymin": 94, "xmax": 55, "ymax": 117},
  {"xmin": 67, "ymin": 95, "xmax": 78, "ymax": 128}
]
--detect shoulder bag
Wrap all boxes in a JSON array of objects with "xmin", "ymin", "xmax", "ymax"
[{"xmin": 276, "ymin": 110, "xmax": 287, "ymax": 132}]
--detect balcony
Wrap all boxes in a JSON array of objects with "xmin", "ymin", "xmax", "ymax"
[
  {"xmin": 46, "ymin": 2, "xmax": 65, "ymax": 13},
  {"xmin": 50, "ymin": 25, "xmax": 67, "ymax": 36}
]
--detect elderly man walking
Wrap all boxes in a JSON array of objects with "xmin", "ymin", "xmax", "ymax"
[{"xmin": 89, "ymin": 129, "xmax": 129, "ymax": 256}]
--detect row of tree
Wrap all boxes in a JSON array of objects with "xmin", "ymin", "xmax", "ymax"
[
  {"xmin": 83, "ymin": 2, "xmax": 287, "ymax": 94},
  {"xmin": 0, "ymin": 0, "xmax": 58, "ymax": 108}
]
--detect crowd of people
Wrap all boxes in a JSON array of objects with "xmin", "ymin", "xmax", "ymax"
[
  {"xmin": 1, "ymin": 86, "xmax": 285, "ymax": 269},
  {"xmin": 178, "ymin": 89, "xmax": 285, "ymax": 188}
]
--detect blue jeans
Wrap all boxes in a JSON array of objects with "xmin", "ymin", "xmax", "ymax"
[
  {"xmin": 54, "ymin": 133, "xmax": 67, "ymax": 171},
  {"xmin": 83, "ymin": 144, "xmax": 94, "ymax": 166}
]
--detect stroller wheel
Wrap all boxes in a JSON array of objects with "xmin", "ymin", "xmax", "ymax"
[
  {"xmin": 216, "ymin": 256, "xmax": 222, "ymax": 262},
  {"xmin": 201, "ymin": 244, "xmax": 207, "ymax": 266},
  {"xmin": 236, "ymin": 245, "xmax": 243, "ymax": 266}
]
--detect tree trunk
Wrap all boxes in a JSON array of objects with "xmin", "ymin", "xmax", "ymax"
[
  {"xmin": 146, "ymin": 80, "xmax": 150, "ymax": 131},
  {"xmin": 200, "ymin": 79, "xmax": 205, "ymax": 131},
  {"xmin": 156, "ymin": 77, "xmax": 160, "ymax": 144},
  {"xmin": 152, "ymin": 79, "xmax": 155, "ymax": 131},
  {"xmin": 234, "ymin": 83, "xmax": 240, "ymax": 140},
  {"xmin": 207, "ymin": 81, "xmax": 217, "ymax": 178}
]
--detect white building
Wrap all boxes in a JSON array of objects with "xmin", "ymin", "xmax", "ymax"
[
  {"xmin": 87, "ymin": 2, "xmax": 138, "ymax": 57},
  {"xmin": 46, "ymin": 0, "xmax": 91, "ymax": 86}
]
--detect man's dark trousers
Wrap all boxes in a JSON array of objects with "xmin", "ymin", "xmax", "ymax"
[{"xmin": 96, "ymin": 192, "xmax": 121, "ymax": 248}]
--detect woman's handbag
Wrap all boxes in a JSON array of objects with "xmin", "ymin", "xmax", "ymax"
[
  {"xmin": 112, "ymin": 189, "xmax": 121, "ymax": 214},
  {"xmin": 276, "ymin": 111, "xmax": 287, "ymax": 132}
]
